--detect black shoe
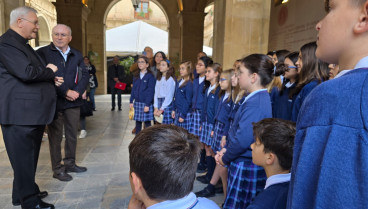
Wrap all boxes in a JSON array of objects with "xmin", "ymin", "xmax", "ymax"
[
  {"xmin": 93, "ymin": 108, "xmax": 96, "ymax": 111},
  {"xmin": 197, "ymin": 163, "xmax": 207, "ymax": 173},
  {"xmin": 65, "ymin": 164, "xmax": 87, "ymax": 173},
  {"xmin": 118, "ymin": 107, "xmax": 122, "ymax": 111},
  {"xmin": 53, "ymin": 172, "xmax": 72, "ymax": 181},
  {"xmin": 215, "ymin": 186, "xmax": 224, "ymax": 194},
  {"xmin": 12, "ymin": 191, "xmax": 48, "ymax": 206},
  {"xmin": 196, "ymin": 175, "xmax": 210, "ymax": 184},
  {"xmin": 195, "ymin": 187, "xmax": 215, "ymax": 198},
  {"xmin": 29, "ymin": 200, "xmax": 55, "ymax": 209},
  {"xmin": 111, "ymin": 107, "xmax": 115, "ymax": 111}
]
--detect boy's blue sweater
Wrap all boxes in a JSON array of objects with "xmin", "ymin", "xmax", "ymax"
[
  {"xmin": 201, "ymin": 86, "xmax": 220, "ymax": 124},
  {"xmin": 222, "ymin": 90, "xmax": 272, "ymax": 164},
  {"xmin": 291, "ymin": 80, "xmax": 318, "ymax": 122},
  {"xmin": 173, "ymin": 80, "xmax": 193, "ymax": 119},
  {"xmin": 247, "ymin": 182, "xmax": 289, "ymax": 209},
  {"xmin": 214, "ymin": 94, "xmax": 233, "ymax": 135},
  {"xmin": 287, "ymin": 68, "xmax": 368, "ymax": 209},
  {"xmin": 191, "ymin": 78, "xmax": 205, "ymax": 110},
  {"xmin": 130, "ymin": 73, "xmax": 156, "ymax": 106}
]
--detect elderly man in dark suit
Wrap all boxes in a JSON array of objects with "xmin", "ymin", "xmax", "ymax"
[
  {"xmin": 0, "ymin": 6, "xmax": 62, "ymax": 209},
  {"xmin": 107, "ymin": 55, "xmax": 125, "ymax": 111}
]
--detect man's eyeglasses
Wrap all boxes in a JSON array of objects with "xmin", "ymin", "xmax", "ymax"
[
  {"xmin": 21, "ymin": 18, "xmax": 39, "ymax": 26},
  {"xmin": 53, "ymin": 33, "xmax": 69, "ymax": 38}
]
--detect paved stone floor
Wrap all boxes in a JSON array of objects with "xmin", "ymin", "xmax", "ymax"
[{"xmin": 0, "ymin": 95, "xmax": 224, "ymax": 209}]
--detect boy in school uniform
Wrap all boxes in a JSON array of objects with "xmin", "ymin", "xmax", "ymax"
[
  {"xmin": 127, "ymin": 125, "xmax": 220, "ymax": 209},
  {"xmin": 247, "ymin": 118, "xmax": 296, "ymax": 209},
  {"xmin": 288, "ymin": 0, "xmax": 368, "ymax": 208}
]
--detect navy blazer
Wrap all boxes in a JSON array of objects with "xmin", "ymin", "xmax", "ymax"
[
  {"xmin": 0, "ymin": 29, "xmax": 56, "ymax": 125},
  {"xmin": 222, "ymin": 90, "xmax": 272, "ymax": 164},
  {"xmin": 248, "ymin": 182, "xmax": 289, "ymax": 209},
  {"xmin": 130, "ymin": 72, "xmax": 156, "ymax": 106},
  {"xmin": 201, "ymin": 86, "xmax": 220, "ymax": 124},
  {"xmin": 173, "ymin": 79, "xmax": 193, "ymax": 119},
  {"xmin": 191, "ymin": 78, "xmax": 205, "ymax": 111},
  {"xmin": 214, "ymin": 94, "xmax": 233, "ymax": 135}
]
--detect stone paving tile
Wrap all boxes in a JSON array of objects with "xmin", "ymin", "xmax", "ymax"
[{"xmin": 0, "ymin": 95, "xmax": 224, "ymax": 209}]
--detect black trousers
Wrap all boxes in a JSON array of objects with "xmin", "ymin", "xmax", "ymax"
[
  {"xmin": 111, "ymin": 87, "xmax": 122, "ymax": 108},
  {"xmin": 47, "ymin": 107, "xmax": 80, "ymax": 174},
  {"xmin": 2, "ymin": 124, "xmax": 45, "ymax": 208}
]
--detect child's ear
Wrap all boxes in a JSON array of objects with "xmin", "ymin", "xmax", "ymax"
[
  {"xmin": 266, "ymin": 153, "xmax": 275, "ymax": 165},
  {"xmin": 354, "ymin": 1, "xmax": 368, "ymax": 34},
  {"xmin": 131, "ymin": 172, "xmax": 143, "ymax": 194}
]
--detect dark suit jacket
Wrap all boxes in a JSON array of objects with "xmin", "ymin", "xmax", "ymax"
[
  {"xmin": 0, "ymin": 29, "xmax": 56, "ymax": 125},
  {"xmin": 107, "ymin": 64, "xmax": 125, "ymax": 90}
]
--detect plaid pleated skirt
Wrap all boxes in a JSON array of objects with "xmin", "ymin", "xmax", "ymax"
[
  {"xmin": 212, "ymin": 121, "xmax": 225, "ymax": 152},
  {"xmin": 133, "ymin": 102, "xmax": 154, "ymax": 122},
  {"xmin": 199, "ymin": 120, "xmax": 214, "ymax": 146},
  {"xmin": 223, "ymin": 160, "xmax": 266, "ymax": 209},
  {"xmin": 157, "ymin": 98, "xmax": 173, "ymax": 124},
  {"xmin": 174, "ymin": 112, "xmax": 191, "ymax": 130},
  {"xmin": 189, "ymin": 110, "xmax": 201, "ymax": 136}
]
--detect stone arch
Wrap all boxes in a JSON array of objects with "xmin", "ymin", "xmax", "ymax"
[
  {"xmin": 0, "ymin": 0, "xmax": 5, "ymax": 34},
  {"xmin": 37, "ymin": 15, "xmax": 51, "ymax": 46}
]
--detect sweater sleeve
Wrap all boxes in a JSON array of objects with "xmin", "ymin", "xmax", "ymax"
[
  {"xmin": 222, "ymin": 105, "xmax": 261, "ymax": 165},
  {"xmin": 145, "ymin": 75, "xmax": 156, "ymax": 106},
  {"xmin": 160, "ymin": 77, "xmax": 176, "ymax": 110},
  {"xmin": 182, "ymin": 81, "xmax": 193, "ymax": 119}
]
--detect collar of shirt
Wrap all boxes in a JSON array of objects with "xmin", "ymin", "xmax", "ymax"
[
  {"xmin": 56, "ymin": 46, "xmax": 70, "ymax": 62},
  {"xmin": 207, "ymin": 84, "xmax": 217, "ymax": 96},
  {"xmin": 179, "ymin": 79, "xmax": 185, "ymax": 86},
  {"xmin": 147, "ymin": 192, "xmax": 198, "ymax": 209},
  {"xmin": 140, "ymin": 71, "xmax": 147, "ymax": 79},
  {"xmin": 335, "ymin": 56, "xmax": 368, "ymax": 79},
  {"xmin": 199, "ymin": 76, "xmax": 205, "ymax": 84},
  {"xmin": 223, "ymin": 92, "xmax": 230, "ymax": 101},
  {"xmin": 241, "ymin": 89, "xmax": 267, "ymax": 105},
  {"xmin": 285, "ymin": 81, "xmax": 294, "ymax": 88},
  {"xmin": 265, "ymin": 173, "xmax": 291, "ymax": 189}
]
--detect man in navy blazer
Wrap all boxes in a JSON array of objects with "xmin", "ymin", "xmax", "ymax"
[{"xmin": 0, "ymin": 6, "xmax": 61, "ymax": 209}]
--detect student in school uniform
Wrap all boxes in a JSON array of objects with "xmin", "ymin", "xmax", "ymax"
[
  {"xmin": 247, "ymin": 118, "xmax": 296, "ymax": 209},
  {"xmin": 154, "ymin": 60, "xmax": 176, "ymax": 125},
  {"xmin": 172, "ymin": 61, "xmax": 193, "ymax": 130},
  {"xmin": 216, "ymin": 54, "xmax": 274, "ymax": 209},
  {"xmin": 196, "ymin": 63, "xmax": 221, "ymax": 184},
  {"xmin": 130, "ymin": 56, "xmax": 156, "ymax": 134},
  {"xmin": 190, "ymin": 56, "xmax": 213, "ymax": 173},
  {"xmin": 288, "ymin": 0, "xmax": 368, "ymax": 208},
  {"xmin": 195, "ymin": 69, "xmax": 233, "ymax": 198},
  {"xmin": 272, "ymin": 52, "xmax": 299, "ymax": 120}
]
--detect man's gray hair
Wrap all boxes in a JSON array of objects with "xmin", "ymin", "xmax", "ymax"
[
  {"xmin": 10, "ymin": 6, "xmax": 37, "ymax": 25},
  {"xmin": 53, "ymin": 24, "xmax": 72, "ymax": 36}
]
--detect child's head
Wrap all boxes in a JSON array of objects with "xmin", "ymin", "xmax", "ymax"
[
  {"xmin": 206, "ymin": 63, "xmax": 222, "ymax": 83},
  {"xmin": 238, "ymin": 54, "xmax": 274, "ymax": 91},
  {"xmin": 283, "ymin": 52, "xmax": 299, "ymax": 81},
  {"xmin": 219, "ymin": 69, "xmax": 232, "ymax": 91},
  {"xmin": 273, "ymin": 49, "xmax": 290, "ymax": 64},
  {"xmin": 328, "ymin": 64, "xmax": 340, "ymax": 79},
  {"xmin": 137, "ymin": 55, "xmax": 150, "ymax": 71},
  {"xmin": 316, "ymin": 0, "xmax": 368, "ymax": 66},
  {"xmin": 153, "ymin": 51, "xmax": 167, "ymax": 67},
  {"xmin": 157, "ymin": 60, "xmax": 174, "ymax": 81},
  {"xmin": 129, "ymin": 125, "xmax": 200, "ymax": 202},
  {"xmin": 196, "ymin": 56, "xmax": 213, "ymax": 75},
  {"xmin": 179, "ymin": 61, "xmax": 193, "ymax": 80},
  {"xmin": 251, "ymin": 118, "xmax": 296, "ymax": 172}
]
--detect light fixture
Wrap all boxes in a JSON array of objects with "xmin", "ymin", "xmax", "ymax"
[{"xmin": 282, "ymin": 0, "xmax": 288, "ymax": 3}]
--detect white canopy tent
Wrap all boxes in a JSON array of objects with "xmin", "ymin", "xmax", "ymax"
[{"xmin": 106, "ymin": 20, "xmax": 212, "ymax": 57}]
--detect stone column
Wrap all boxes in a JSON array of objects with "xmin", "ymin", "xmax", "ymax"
[
  {"xmin": 53, "ymin": 0, "xmax": 90, "ymax": 55},
  {"xmin": 179, "ymin": 11, "xmax": 206, "ymax": 65},
  {"xmin": 213, "ymin": 0, "xmax": 271, "ymax": 69}
]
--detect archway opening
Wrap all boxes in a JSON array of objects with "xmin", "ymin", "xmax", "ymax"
[{"xmin": 203, "ymin": 3, "xmax": 214, "ymax": 57}]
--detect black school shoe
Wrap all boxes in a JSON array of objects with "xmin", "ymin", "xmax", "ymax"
[
  {"xmin": 195, "ymin": 186, "xmax": 215, "ymax": 198},
  {"xmin": 196, "ymin": 163, "xmax": 207, "ymax": 173},
  {"xmin": 196, "ymin": 175, "xmax": 211, "ymax": 184},
  {"xmin": 12, "ymin": 191, "xmax": 49, "ymax": 206}
]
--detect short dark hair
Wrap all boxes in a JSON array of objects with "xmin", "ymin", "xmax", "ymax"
[
  {"xmin": 252, "ymin": 118, "xmax": 296, "ymax": 171},
  {"xmin": 128, "ymin": 125, "xmax": 201, "ymax": 200},
  {"xmin": 275, "ymin": 49, "xmax": 290, "ymax": 63},
  {"xmin": 241, "ymin": 54, "xmax": 274, "ymax": 87}
]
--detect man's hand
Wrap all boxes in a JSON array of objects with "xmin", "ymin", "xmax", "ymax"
[
  {"xmin": 66, "ymin": 90, "xmax": 80, "ymax": 101},
  {"xmin": 113, "ymin": 77, "xmax": 119, "ymax": 82},
  {"xmin": 54, "ymin": 77, "xmax": 64, "ymax": 87},
  {"xmin": 127, "ymin": 194, "xmax": 146, "ymax": 209},
  {"xmin": 47, "ymin": 63, "xmax": 58, "ymax": 73}
]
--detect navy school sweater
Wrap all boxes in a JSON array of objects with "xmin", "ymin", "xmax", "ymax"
[
  {"xmin": 271, "ymin": 83, "xmax": 296, "ymax": 121},
  {"xmin": 173, "ymin": 79, "xmax": 193, "ymax": 119},
  {"xmin": 291, "ymin": 80, "xmax": 319, "ymax": 122},
  {"xmin": 247, "ymin": 182, "xmax": 289, "ymax": 209},
  {"xmin": 214, "ymin": 93, "xmax": 233, "ymax": 136},
  {"xmin": 130, "ymin": 72, "xmax": 156, "ymax": 106},
  {"xmin": 191, "ymin": 77, "xmax": 205, "ymax": 111},
  {"xmin": 222, "ymin": 90, "xmax": 272, "ymax": 164},
  {"xmin": 201, "ymin": 86, "xmax": 221, "ymax": 125}
]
